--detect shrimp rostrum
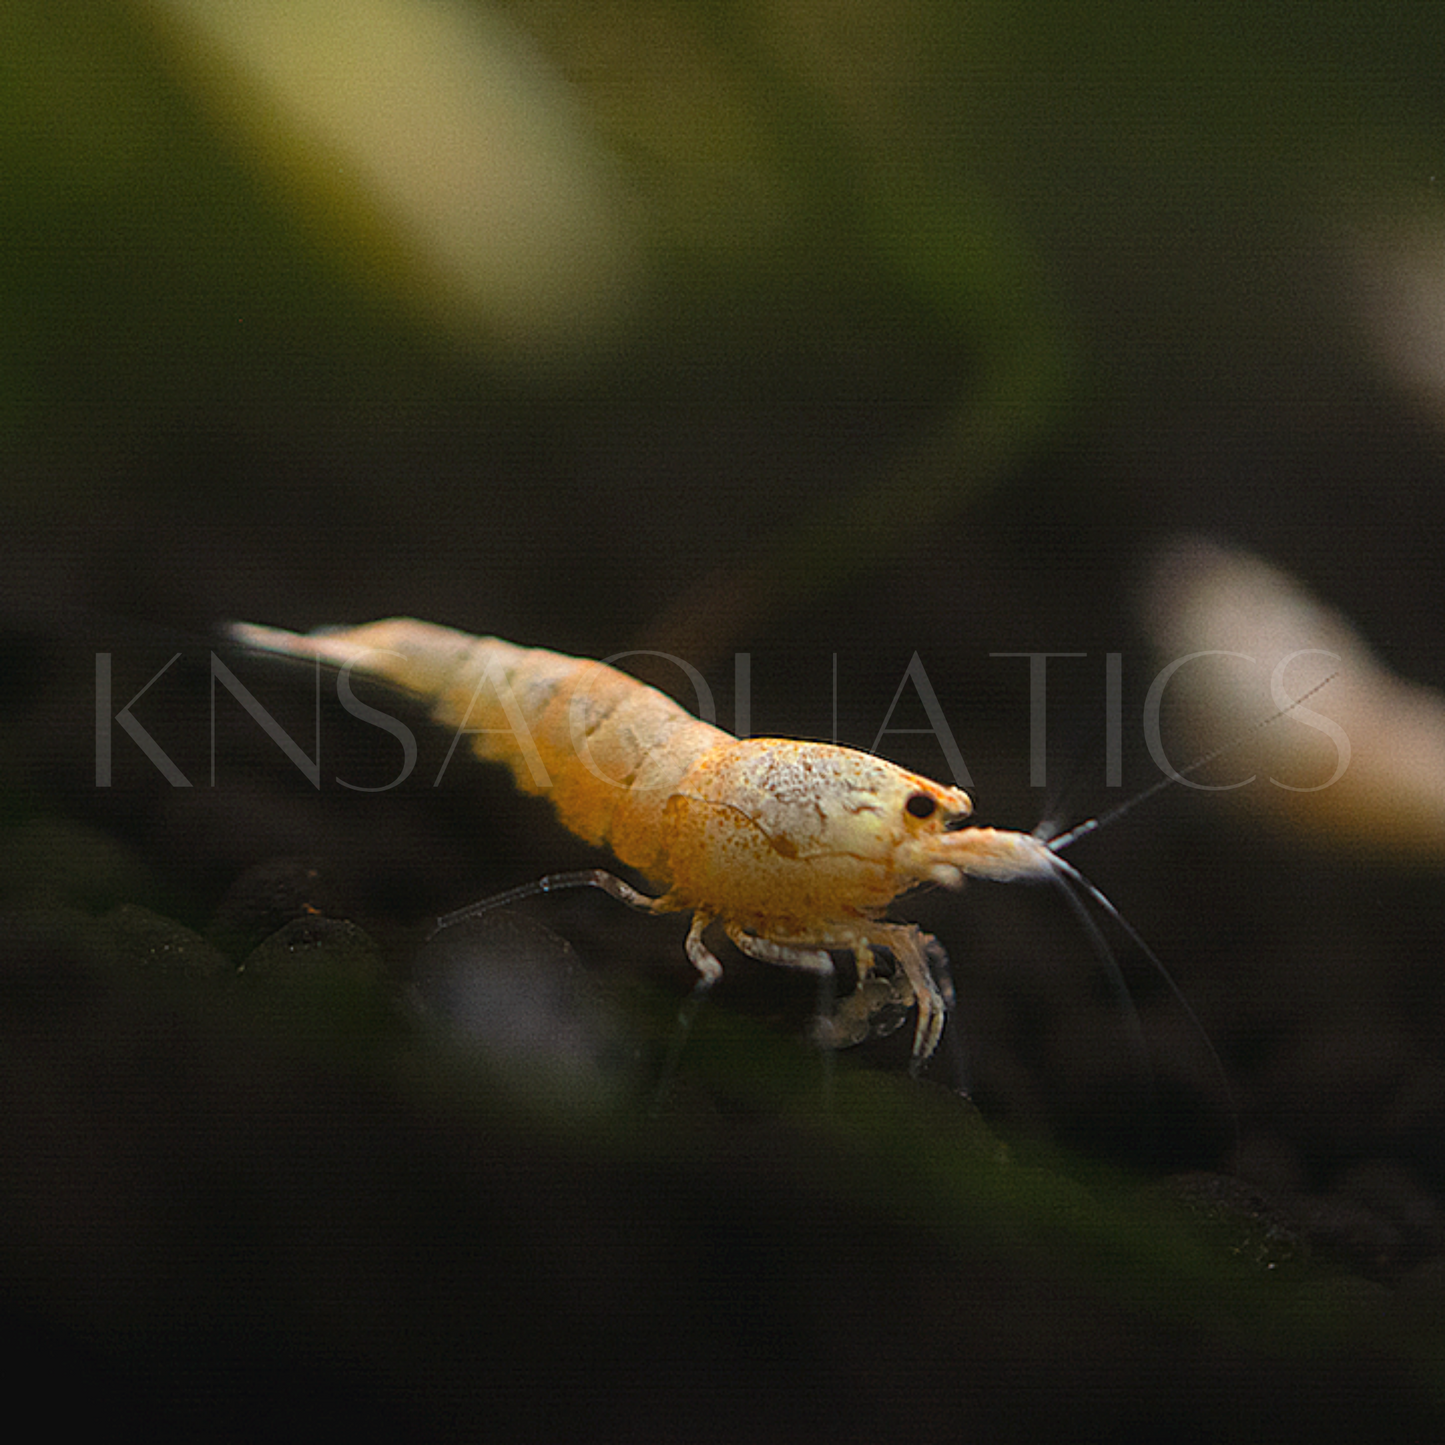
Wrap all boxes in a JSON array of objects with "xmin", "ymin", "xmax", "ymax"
[{"xmin": 230, "ymin": 619, "xmax": 1068, "ymax": 1065}]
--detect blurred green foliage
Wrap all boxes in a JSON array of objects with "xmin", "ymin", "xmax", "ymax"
[{"xmin": 4, "ymin": 0, "xmax": 1442, "ymax": 630}]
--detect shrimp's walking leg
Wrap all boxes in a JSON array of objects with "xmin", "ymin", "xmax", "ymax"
[
  {"xmin": 432, "ymin": 868, "xmax": 666, "ymax": 937},
  {"xmin": 722, "ymin": 924, "xmax": 838, "ymax": 1051},
  {"xmin": 917, "ymin": 934, "xmax": 969, "ymax": 1094},
  {"xmin": 721, "ymin": 923, "xmax": 832, "ymax": 976},
  {"xmin": 651, "ymin": 912, "xmax": 725, "ymax": 1109},
  {"xmin": 723, "ymin": 924, "xmax": 837, "ymax": 1099},
  {"xmin": 683, "ymin": 911, "xmax": 724, "ymax": 990},
  {"xmin": 864, "ymin": 924, "xmax": 949, "ymax": 1070}
]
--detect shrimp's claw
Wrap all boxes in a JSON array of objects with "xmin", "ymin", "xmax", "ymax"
[
  {"xmin": 810, "ymin": 973, "xmax": 912, "ymax": 1050},
  {"xmin": 859, "ymin": 924, "xmax": 949, "ymax": 1068},
  {"xmin": 789, "ymin": 927, "xmax": 952, "ymax": 1062}
]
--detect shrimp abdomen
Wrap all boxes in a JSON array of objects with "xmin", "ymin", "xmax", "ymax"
[{"xmin": 229, "ymin": 618, "xmax": 728, "ymax": 882}]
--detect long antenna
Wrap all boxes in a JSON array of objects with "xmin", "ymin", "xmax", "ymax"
[
  {"xmin": 1046, "ymin": 852, "xmax": 1236, "ymax": 1136},
  {"xmin": 1044, "ymin": 669, "xmax": 1339, "ymax": 855}
]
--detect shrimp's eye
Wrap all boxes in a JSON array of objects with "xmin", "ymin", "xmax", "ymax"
[{"xmin": 905, "ymin": 792, "xmax": 937, "ymax": 820}]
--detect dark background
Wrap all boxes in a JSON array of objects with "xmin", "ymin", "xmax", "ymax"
[{"xmin": 5, "ymin": 2, "xmax": 1445, "ymax": 1436}]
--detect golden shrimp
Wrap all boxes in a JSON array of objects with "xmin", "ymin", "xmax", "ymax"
[{"xmin": 230, "ymin": 618, "xmax": 1075, "ymax": 1064}]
